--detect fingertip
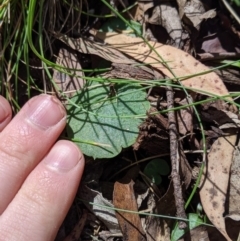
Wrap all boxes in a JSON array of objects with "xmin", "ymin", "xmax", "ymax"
[
  {"xmin": 0, "ymin": 141, "xmax": 85, "ymax": 241},
  {"xmin": 0, "ymin": 96, "xmax": 12, "ymax": 131},
  {"xmin": 25, "ymin": 94, "xmax": 66, "ymax": 130},
  {"xmin": 0, "ymin": 95, "xmax": 68, "ymax": 213},
  {"xmin": 44, "ymin": 140, "xmax": 85, "ymax": 172}
]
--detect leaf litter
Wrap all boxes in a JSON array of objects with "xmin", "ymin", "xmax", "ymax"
[
  {"xmin": 5, "ymin": 0, "xmax": 240, "ymax": 240},
  {"xmin": 61, "ymin": 8, "xmax": 240, "ymax": 239}
]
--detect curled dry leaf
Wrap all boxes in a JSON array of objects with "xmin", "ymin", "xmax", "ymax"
[
  {"xmin": 184, "ymin": 1, "xmax": 216, "ymax": 29},
  {"xmin": 90, "ymin": 30, "xmax": 232, "ymax": 102},
  {"xmin": 56, "ymin": 34, "xmax": 138, "ymax": 65},
  {"xmin": 176, "ymin": 0, "xmax": 187, "ymax": 19},
  {"xmin": 147, "ymin": 3, "xmax": 184, "ymax": 47},
  {"xmin": 136, "ymin": 1, "xmax": 154, "ymax": 23},
  {"xmin": 79, "ymin": 185, "xmax": 120, "ymax": 233},
  {"xmin": 113, "ymin": 178, "xmax": 146, "ymax": 241},
  {"xmin": 53, "ymin": 48, "xmax": 85, "ymax": 98},
  {"xmin": 199, "ymin": 129, "xmax": 237, "ymax": 241}
]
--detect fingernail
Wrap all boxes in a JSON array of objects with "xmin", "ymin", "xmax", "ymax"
[
  {"xmin": 26, "ymin": 95, "xmax": 66, "ymax": 129},
  {"xmin": 0, "ymin": 101, "xmax": 9, "ymax": 123},
  {"xmin": 44, "ymin": 141, "xmax": 81, "ymax": 172}
]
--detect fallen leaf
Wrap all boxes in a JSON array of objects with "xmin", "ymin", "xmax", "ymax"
[
  {"xmin": 53, "ymin": 48, "xmax": 85, "ymax": 98},
  {"xmin": 148, "ymin": 3, "xmax": 184, "ymax": 47},
  {"xmin": 199, "ymin": 129, "xmax": 237, "ymax": 241},
  {"xmin": 56, "ymin": 34, "xmax": 156, "ymax": 78},
  {"xmin": 199, "ymin": 32, "xmax": 240, "ymax": 54},
  {"xmin": 79, "ymin": 185, "xmax": 120, "ymax": 233},
  {"xmin": 146, "ymin": 181, "xmax": 175, "ymax": 241},
  {"xmin": 184, "ymin": 1, "xmax": 216, "ymax": 29},
  {"xmin": 135, "ymin": 1, "xmax": 152, "ymax": 24},
  {"xmin": 113, "ymin": 170, "xmax": 146, "ymax": 241},
  {"xmin": 226, "ymin": 143, "xmax": 240, "ymax": 221},
  {"xmin": 57, "ymin": 34, "xmax": 138, "ymax": 65},
  {"xmin": 176, "ymin": 0, "xmax": 187, "ymax": 19},
  {"xmin": 90, "ymin": 30, "xmax": 232, "ymax": 101}
]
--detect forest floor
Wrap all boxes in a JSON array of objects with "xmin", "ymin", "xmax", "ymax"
[{"xmin": 2, "ymin": 1, "xmax": 240, "ymax": 240}]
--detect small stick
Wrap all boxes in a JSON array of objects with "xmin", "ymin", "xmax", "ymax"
[{"xmin": 166, "ymin": 85, "xmax": 187, "ymax": 229}]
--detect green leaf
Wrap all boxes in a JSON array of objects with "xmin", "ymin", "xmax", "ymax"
[
  {"xmin": 67, "ymin": 83, "xmax": 150, "ymax": 159},
  {"xmin": 232, "ymin": 0, "xmax": 240, "ymax": 6},
  {"xmin": 171, "ymin": 213, "xmax": 205, "ymax": 241},
  {"xmin": 220, "ymin": 60, "xmax": 240, "ymax": 68},
  {"xmin": 143, "ymin": 158, "xmax": 170, "ymax": 185}
]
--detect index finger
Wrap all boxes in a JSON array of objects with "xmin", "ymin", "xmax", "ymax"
[{"xmin": 0, "ymin": 94, "xmax": 66, "ymax": 213}]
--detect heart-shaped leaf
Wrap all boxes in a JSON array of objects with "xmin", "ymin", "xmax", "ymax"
[
  {"xmin": 144, "ymin": 158, "xmax": 170, "ymax": 185},
  {"xmin": 67, "ymin": 83, "xmax": 150, "ymax": 159}
]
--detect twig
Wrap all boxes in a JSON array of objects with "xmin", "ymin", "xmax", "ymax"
[
  {"xmin": 198, "ymin": 52, "xmax": 240, "ymax": 61},
  {"xmin": 166, "ymin": 85, "xmax": 187, "ymax": 229}
]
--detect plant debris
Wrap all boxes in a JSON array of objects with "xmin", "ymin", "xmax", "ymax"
[{"xmin": 2, "ymin": 0, "xmax": 240, "ymax": 240}]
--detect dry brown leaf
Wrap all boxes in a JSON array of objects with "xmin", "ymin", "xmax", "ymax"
[
  {"xmin": 226, "ymin": 143, "xmax": 240, "ymax": 221},
  {"xmin": 199, "ymin": 129, "xmax": 237, "ymax": 241},
  {"xmin": 53, "ymin": 48, "xmax": 85, "ymax": 98},
  {"xmin": 176, "ymin": 0, "xmax": 187, "ymax": 19},
  {"xmin": 90, "ymin": 30, "xmax": 232, "ymax": 101},
  {"xmin": 57, "ymin": 34, "xmax": 138, "ymax": 65},
  {"xmin": 136, "ymin": 0, "xmax": 155, "ymax": 24},
  {"xmin": 184, "ymin": 1, "xmax": 216, "ymax": 29},
  {"xmin": 148, "ymin": 3, "xmax": 184, "ymax": 47},
  {"xmin": 113, "ymin": 179, "xmax": 146, "ymax": 241}
]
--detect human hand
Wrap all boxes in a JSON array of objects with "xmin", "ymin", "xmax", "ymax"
[{"xmin": 0, "ymin": 94, "xmax": 85, "ymax": 241}]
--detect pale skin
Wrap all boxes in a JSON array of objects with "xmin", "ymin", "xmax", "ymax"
[{"xmin": 0, "ymin": 94, "xmax": 85, "ymax": 241}]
